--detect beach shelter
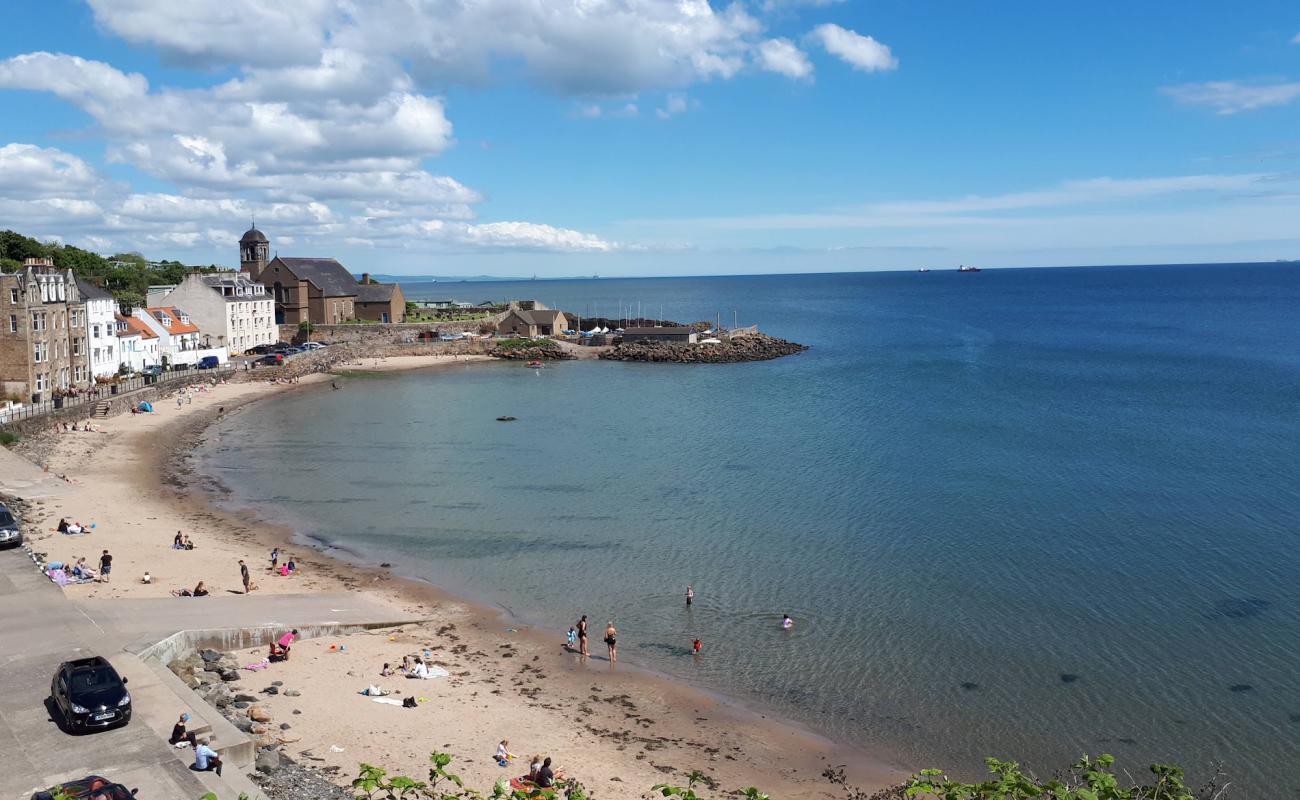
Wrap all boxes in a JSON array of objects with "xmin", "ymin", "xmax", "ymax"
[{"xmin": 138, "ymin": 401, "xmax": 153, "ymax": 412}]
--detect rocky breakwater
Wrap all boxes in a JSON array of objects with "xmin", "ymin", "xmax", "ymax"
[
  {"xmin": 489, "ymin": 338, "xmax": 574, "ymax": 361},
  {"xmin": 600, "ymin": 331, "xmax": 808, "ymax": 363},
  {"xmin": 171, "ymin": 647, "xmax": 306, "ymax": 778}
]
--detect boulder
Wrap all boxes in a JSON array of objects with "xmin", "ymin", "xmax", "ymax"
[
  {"xmin": 250, "ymin": 723, "xmax": 269, "ymax": 735},
  {"xmin": 249, "ymin": 705, "xmax": 272, "ymax": 723},
  {"xmin": 283, "ymin": 688, "xmax": 301, "ymax": 697},
  {"xmin": 233, "ymin": 693, "xmax": 259, "ymax": 703},
  {"xmin": 255, "ymin": 748, "xmax": 281, "ymax": 774},
  {"xmin": 200, "ymin": 648, "xmax": 223, "ymax": 662},
  {"xmin": 255, "ymin": 733, "xmax": 279, "ymax": 749},
  {"xmin": 219, "ymin": 669, "xmax": 241, "ymax": 682},
  {"xmin": 261, "ymin": 686, "xmax": 279, "ymax": 695}
]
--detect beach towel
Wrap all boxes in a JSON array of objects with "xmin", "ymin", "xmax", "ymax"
[
  {"xmin": 370, "ymin": 697, "xmax": 404, "ymax": 706},
  {"xmin": 243, "ymin": 661, "xmax": 270, "ymax": 671}
]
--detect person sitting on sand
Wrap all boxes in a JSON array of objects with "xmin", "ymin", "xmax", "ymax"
[
  {"xmin": 181, "ymin": 533, "xmax": 194, "ymax": 550},
  {"xmin": 408, "ymin": 657, "xmax": 430, "ymax": 679},
  {"xmin": 535, "ymin": 757, "xmax": 556, "ymax": 789},
  {"xmin": 192, "ymin": 581, "xmax": 209, "ymax": 597},
  {"xmin": 495, "ymin": 739, "xmax": 516, "ymax": 767},
  {"xmin": 528, "ymin": 755, "xmax": 542, "ymax": 781},
  {"xmin": 142, "ymin": 571, "xmax": 151, "ymax": 584},
  {"xmin": 66, "ymin": 520, "xmax": 84, "ymax": 534},
  {"xmin": 380, "ymin": 662, "xmax": 395, "ymax": 677},
  {"xmin": 173, "ymin": 531, "xmax": 184, "ymax": 549},
  {"xmin": 286, "ymin": 557, "xmax": 297, "ymax": 574}
]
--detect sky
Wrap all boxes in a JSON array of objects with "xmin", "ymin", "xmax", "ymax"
[{"xmin": 1, "ymin": 1, "xmax": 1299, "ymax": 277}]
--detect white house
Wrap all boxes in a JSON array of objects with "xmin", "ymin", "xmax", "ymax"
[
  {"xmin": 115, "ymin": 314, "xmax": 159, "ymax": 373},
  {"xmin": 75, "ymin": 278, "xmax": 119, "ymax": 379},
  {"xmin": 147, "ymin": 272, "xmax": 276, "ymax": 354}
]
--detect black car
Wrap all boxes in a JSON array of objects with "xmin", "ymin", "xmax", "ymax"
[
  {"xmin": 255, "ymin": 353, "xmax": 284, "ymax": 366},
  {"xmin": 32, "ymin": 776, "xmax": 135, "ymax": 799},
  {"xmin": 50, "ymin": 656, "xmax": 131, "ymax": 731},
  {"xmin": 247, "ymin": 344, "xmax": 274, "ymax": 355},
  {"xmin": 0, "ymin": 502, "xmax": 21, "ymax": 549}
]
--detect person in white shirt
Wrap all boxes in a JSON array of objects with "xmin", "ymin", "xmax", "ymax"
[
  {"xmin": 495, "ymin": 739, "xmax": 516, "ymax": 766},
  {"xmin": 409, "ymin": 658, "xmax": 430, "ymax": 679},
  {"xmin": 192, "ymin": 738, "xmax": 222, "ymax": 775}
]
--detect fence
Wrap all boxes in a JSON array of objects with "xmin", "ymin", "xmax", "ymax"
[{"xmin": 0, "ymin": 365, "xmax": 235, "ymax": 427}]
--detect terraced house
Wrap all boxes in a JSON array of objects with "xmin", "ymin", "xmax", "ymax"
[{"xmin": 0, "ymin": 258, "xmax": 90, "ymax": 402}]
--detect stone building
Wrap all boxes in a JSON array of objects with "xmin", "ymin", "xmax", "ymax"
[
  {"xmin": 619, "ymin": 326, "xmax": 697, "ymax": 344},
  {"xmin": 0, "ymin": 258, "xmax": 90, "ymax": 402},
  {"xmin": 239, "ymin": 226, "xmax": 357, "ymax": 325},
  {"xmin": 353, "ymin": 273, "xmax": 406, "ymax": 323},
  {"xmin": 147, "ymin": 272, "xmax": 276, "ymax": 354},
  {"xmin": 497, "ymin": 306, "xmax": 570, "ymax": 337}
]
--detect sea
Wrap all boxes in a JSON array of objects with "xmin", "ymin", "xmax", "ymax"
[{"xmin": 194, "ymin": 264, "xmax": 1300, "ymax": 795}]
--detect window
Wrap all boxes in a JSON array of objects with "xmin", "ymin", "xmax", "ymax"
[
  {"xmin": 8, "ymin": 288, "xmax": 16, "ymax": 303},
  {"xmin": 35, "ymin": 373, "xmax": 46, "ymax": 393},
  {"xmin": 7, "ymin": 314, "xmax": 14, "ymax": 333},
  {"xmin": 92, "ymin": 324, "xmax": 100, "ymax": 338},
  {"xmin": 74, "ymin": 366, "xmax": 85, "ymax": 383},
  {"xmin": 33, "ymin": 342, "xmax": 47, "ymax": 363},
  {"xmin": 73, "ymin": 338, "xmax": 83, "ymax": 356}
]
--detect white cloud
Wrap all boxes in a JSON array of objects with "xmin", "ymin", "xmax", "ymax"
[
  {"xmin": 0, "ymin": 143, "xmax": 103, "ymax": 198},
  {"xmin": 1292, "ymin": 32, "xmax": 1300, "ymax": 44},
  {"xmin": 1161, "ymin": 80, "xmax": 1300, "ymax": 114},
  {"xmin": 810, "ymin": 23, "xmax": 897, "ymax": 73},
  {"xmin": 757, "ymin": 38, "xmax": 813, "ymax": 80},
  {"xmin": 656, "ymin": 93, "xmax": 692, "ymax": 119},
  {"xmin": 414, "ymin": 220, "xmax": 615, "ymax": 252}
]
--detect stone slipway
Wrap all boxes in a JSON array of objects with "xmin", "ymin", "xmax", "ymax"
[{"xmin": 0, "ymin": 546, "xmax": 420, "ymax": 800}]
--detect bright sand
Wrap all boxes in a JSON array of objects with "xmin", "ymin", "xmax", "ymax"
[{"xmin": 11, "ymin": 352, "xmax": 907, "ymax": 798}]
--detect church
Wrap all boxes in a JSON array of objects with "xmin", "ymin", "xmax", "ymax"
[{"xmin": 239, "ymin": 226, "xmax": 403, "ymax": 325}]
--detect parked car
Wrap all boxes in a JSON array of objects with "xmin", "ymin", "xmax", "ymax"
[
  {"xmin": 255, "ymin": 353, "xmax": 284, "ymax": 366},
  {"xmin": 197, "ymin": 355, "xmax": 221, "ymax": 369},
  {"xmin": 299, "ymin": 341, "xmax": 326, "ymax": 350},
  {"xmin": 0, "ymin": 502, "xmax": 21, "ymax": 549},
  {"xmin": 31, "ymin": 776, "xmax": 135, "ymax": 800},
  {"xmin": 281, "ymin": 346, "xmax": 303, "ymax": 356},
  {"xmin": 50, "ymin": 656, "xmax": 131, "ymax": 731},
  {"xmin": 140, "ymin": 365, "xmax": 163, "ymax": 377}
]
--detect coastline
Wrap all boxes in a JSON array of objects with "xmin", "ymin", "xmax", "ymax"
[{"xmin": 7, "ymin": 352, "xmax": 911, "ymax": 798}]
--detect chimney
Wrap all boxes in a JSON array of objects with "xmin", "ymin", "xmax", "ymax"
[{"xmin": 361, "ymin": 272, "xmax": 371, "ymax": 284}]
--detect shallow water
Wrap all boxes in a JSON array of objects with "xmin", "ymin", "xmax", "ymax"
[{"xmin": 196, "ymin": 265, "xmax": 1300, "ymax": 794}]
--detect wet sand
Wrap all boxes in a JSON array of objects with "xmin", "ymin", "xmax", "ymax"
[{"xmin": 8, "ymin": 352, "xmax": 909, "ymax": 798}]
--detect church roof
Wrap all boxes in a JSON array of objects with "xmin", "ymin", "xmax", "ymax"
[
  {"xmin": 355, "ymin": 283, "xmax": 396, "ymax": 303},
  {"xmin": 271, "ymin": 257, "xmax": 359, "ymax": 297},
  {"xmin": 240, "ymin": 227, "xmax": 268, "ymax": 244}
]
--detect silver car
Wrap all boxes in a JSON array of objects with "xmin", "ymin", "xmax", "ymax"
[{"xmin": 0, "ymin": 503, "xmax": 22, "ymax": 548}]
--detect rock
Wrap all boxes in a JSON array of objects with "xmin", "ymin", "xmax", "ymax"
[
  {"xmin": 279, "ymin": 722, "xmax": 291, "ymax": 730},
  {"xmin": 231, "ymin": 715, "xmax": 254, "ymax": 733},
  {"xmin": 234, "ymin": 693, "xmax": 258, "ymax": 703},
  {"xmin": 200, "ymin": 648, "xmax": 223, "ymax": 662},
  {"xmin": 292, "ymin": 709, "xmax": 302, "ymax": 715},
  {"xmin": 271, "ymin": 680, "xmax": 283, "ymax": 687},
  {"xmin": 250, "ymin": 723, "xmax": 269, "ymax": 735},
  {"xmin": 256, "ymin": 733, "xmax": 279, "ymax": 749},
  {"xmin": 183, "ymin": 675, "xmax": 201, "ymax": 690},
  {"xmin": 262, "ymin": 685, "xmax": 279, "ymax": 695},
  {"xmin": 219, "ymin": 669, "xmax": 241, "ymax": 682},
  {"xmin": 193, "ymin": 672, "xmax": 217, "ymax": 686},
  {"xmin": 255, "ymin": 748, "xmax": 282, "ymax": 774},
  {"xmin": 283, "ymin": 688, "xmax": 301, "ymax": 697},
  {"xmin": 249, "ymin": 705, "xmax": 273, "ymax": 723},
  {"xmin": 599, "ymin": 331, "xmax": 808, "ymax": 364}
]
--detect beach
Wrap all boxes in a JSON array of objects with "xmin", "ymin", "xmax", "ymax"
[{"xmin": 7, "ymin": 350, "xmax": 907, "ymax": 799}]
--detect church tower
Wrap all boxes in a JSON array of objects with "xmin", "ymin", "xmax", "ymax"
[{"xmin": 239, "ymin": 224, "xmax": 270, "ymax": 278}]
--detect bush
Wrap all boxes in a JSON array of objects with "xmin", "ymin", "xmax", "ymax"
[{"xmin": 0, "ymin": 431, "xmax": 20, "ymax": 446}]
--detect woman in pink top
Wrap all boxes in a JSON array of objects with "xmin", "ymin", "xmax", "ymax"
[{"xmin": 274, "ymin": 629, "xmax": 299, "ymax": 660}]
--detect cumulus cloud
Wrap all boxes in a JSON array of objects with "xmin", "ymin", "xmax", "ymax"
[
  {"xmin": 0, "ymin": 143, "xmax": 104, "ymax": 198},
  {"xmin": 656, "ymin": 93, "xmax": 693, "ymax": 119},
  {"xmin": 810, "ymin": 23, "xmax": 898, "ymax": 73},
  {"xmin": 1161, "ymin": 80, "xmax": 1300, "ymax": 114},
  {"xmin": 757, "ymin": 38, "xmax": 813, "ymax": 80}
]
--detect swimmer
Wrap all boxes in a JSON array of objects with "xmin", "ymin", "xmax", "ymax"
[
  {"xmin": 781, "ymin": 613, "xmax": 793, "ymax": 630},
  {"xmin": 692, "ymin": 639, "xmax": 702, "ymax": 654}
]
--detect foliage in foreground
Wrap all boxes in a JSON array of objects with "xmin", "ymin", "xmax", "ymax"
[{"xmin": 903, "ymin": 755, "xmax": 1228, "ymax": 800}]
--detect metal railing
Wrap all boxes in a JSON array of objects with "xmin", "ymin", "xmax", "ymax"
[{"xmin": 0, "ymin": 365, "xmax": 235, "ymax": 426}]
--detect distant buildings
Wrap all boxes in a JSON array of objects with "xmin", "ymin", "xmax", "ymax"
[
  {"xmin": 621, "ymin": 326, "xmax": 697, "ymax": 344},
  {"xmin": 114, "ymin": 314, "xmax": 159, "ymax": 374},
  {"xmin": 133, "ymin": 307, "xmax": 204, "ymax": 366},
  {"xmin": 498, "ymin": 303, "xmax": 569, "ymax": 337},
  {"xmin": 147, "ymin": 272, "xmax": 276, "ymax": 354},
  {"xmin": 0, "ymin": 258, "xmax": 90, "ymax": 402}
]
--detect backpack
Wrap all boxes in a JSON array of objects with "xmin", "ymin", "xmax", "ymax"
[{"xmin": 402, "ymin": 696, "xmax": 417, "ymax": 708}]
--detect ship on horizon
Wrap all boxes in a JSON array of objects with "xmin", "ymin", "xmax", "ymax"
[{"xmin": 958, "ymin": 264, "xmax": 982, "ymax": 272}]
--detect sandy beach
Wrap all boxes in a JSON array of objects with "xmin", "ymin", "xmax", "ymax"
[{"xmin": 8, "ymin": 351, "xmax": 908, "ymax": 799}]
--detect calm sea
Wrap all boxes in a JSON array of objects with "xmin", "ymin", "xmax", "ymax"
[{"xmin": 196, "ymin": 265, "xmax": 1300, "ymax": 794}]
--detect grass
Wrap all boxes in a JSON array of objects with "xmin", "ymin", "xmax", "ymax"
[{"xmin": 0, "ymin": 431, "xmax": 20, "ymax": 446}]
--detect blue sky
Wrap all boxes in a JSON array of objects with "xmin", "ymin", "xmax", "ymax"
[{"xmin": 1, "ymin": 0, "xmax": 1299, "ymax": 276}]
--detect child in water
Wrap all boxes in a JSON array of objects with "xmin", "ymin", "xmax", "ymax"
[
  {"xmin": 692, "ymin": 639, "xmax": 702, "ymax": 654},
  {"xmin": 781, "ymin": 613, "xmax": 793, "ymax": 630}
]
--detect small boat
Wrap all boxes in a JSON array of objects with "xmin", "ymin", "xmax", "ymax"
[
  {"xmin": 526, "ymin": 360, "xmax": 543, "ymax": 368},
  {"xmin": 496, "ymin": 416, "xmax": 517, "ymax": 422},
  {"xmin": 958, "ymin": 264, "xmax": 982, "ymax": 272},
  {"xmin": 918, "ymin": 268, "xmax": 931, "ymax": 272}
]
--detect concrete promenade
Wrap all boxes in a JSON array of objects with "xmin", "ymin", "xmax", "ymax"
[{"xmin": 0, "ymin": 546, "xmax": 413, "ymax": 799}]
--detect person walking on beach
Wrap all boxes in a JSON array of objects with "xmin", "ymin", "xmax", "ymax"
[
  {"xmin": 685, "ymin": 585, "xmax": 695, "ymax": 606},
  {"xmin": 270, "ymin": 548, "xmax": 279, "ymax": 570},
  {"xmin": 604, "ymin": 621, "xmax": 618, "ymax": 664},
  {"xmin": 577, "ymin": 615, "xmax": 589, "ymax": 657},
  {"xmin": 239, "ymin": 559, "xmax": 252, "ymax": 593},
  {"xmin": 98, "ymin": 549, "xmax": 112, "ymax": 583}
]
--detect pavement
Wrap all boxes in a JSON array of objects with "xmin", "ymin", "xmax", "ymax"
[
  {"xmin": 0, "ymin": 447, "xmax": 69, "ymax": 500},
  {"xmin": 0, "ymin": 546, "xmax": 415, "ymax": 800}
]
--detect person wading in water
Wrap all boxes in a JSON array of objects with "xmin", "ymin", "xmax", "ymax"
[
  {"xmin": 577, "ymin": 615, "xmax": 589, "ymax": 658},
  {"xmin": 604, "ymin": 621, "xmax": 618, "ymax": 664}
]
